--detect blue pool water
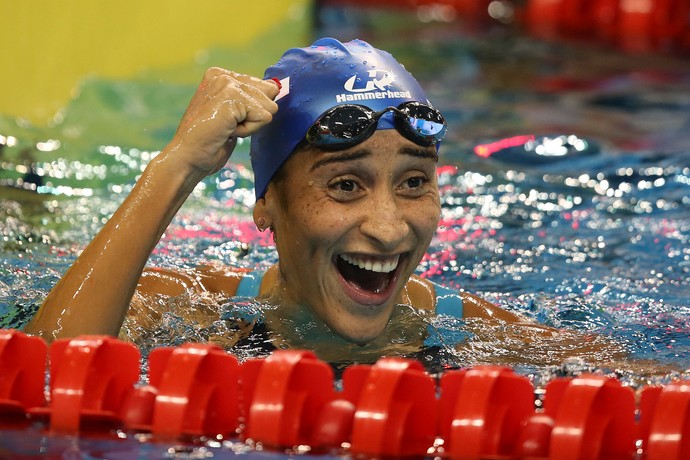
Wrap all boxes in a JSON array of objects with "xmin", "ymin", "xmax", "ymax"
[
  {"xmin": 2, "ymin": 13, "xmax": 689, "ymax": 376},
  {"xmin": 1, "ymin": 8, "xmax": 690, "ymax": 458}
]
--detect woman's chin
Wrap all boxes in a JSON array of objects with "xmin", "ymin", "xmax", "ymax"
[{"xmin": 332, "ymin": 322, "xmax": 388, "ymax": 345}]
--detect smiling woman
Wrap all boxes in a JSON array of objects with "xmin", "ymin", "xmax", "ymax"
[
  {"xmin": 24, "ymin": 39, "xmax": 582, "ymax": 361},
  {"xmin": 255, "ymin": 131, "xmax": 442, "ymax": 343}
]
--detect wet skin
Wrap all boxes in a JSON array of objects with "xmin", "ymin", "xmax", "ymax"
[
  {"xmin": 254, "ymin": 130, "xmax": 441, "ymax": 343},
  {"xmin": 23, "ymin": 67, "xmax": 521, "ymax": 346},
  {"xmin": 21, "ymin": 64, "xmax": 652, "ymax": 372}
]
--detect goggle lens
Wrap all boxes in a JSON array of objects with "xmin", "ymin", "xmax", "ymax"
[
  {"xmin": 398, "ymin": 103, "xmax": 446, "ymax": 139},
  {"xmin": 306, "ymin": 102, "xmax": 446, "ymax": 150}
]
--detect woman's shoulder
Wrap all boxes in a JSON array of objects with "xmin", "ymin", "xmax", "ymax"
[
  {"xmin": 407, "ymin": 275, "xmax": 523, "ymax": 322},
  {"xmin": 406, "ymin": 275, "xmax": 464, "ymax": 318},
  {"xmin": 405, "ymin": 275, "xmax": 437, "ymax": 311},
  {"xmin": 137, "ymin": 264, "xmax": 253, "ymax": 298},
  {"xmin": 137, "ymin": 264, "xmax": 281, "ymax": 300}
]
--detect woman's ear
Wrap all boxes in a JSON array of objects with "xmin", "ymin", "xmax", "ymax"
[
  {"xmin": 253, "ymin": 181, "xmax": 282, "ymax": 231},
  {"xmin": 253, "ymin": 197, "xmax": 272, "ymax": 232}
]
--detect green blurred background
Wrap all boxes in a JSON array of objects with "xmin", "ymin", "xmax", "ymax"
[{"xmin": 0, "ymin": 0, "xmax": 310, "ymax": 183}]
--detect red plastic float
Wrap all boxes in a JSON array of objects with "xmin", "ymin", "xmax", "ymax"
[
  {"xmin": 142, "ymin": 343, "xmax": 240, "ymax": 439},
  {"xmin": 617, "ymin": 0, "xmax": 658, "ymax": 52},
  {"xmin": 525, "ymin": 0, "xmax": 564, "ymax": 39},
  {"xmin": 35, "ymin": 335, "xmax": 140, "ymax": 434},
  {"xmin": 544, "ymin": 374, "xmax": 636, "ymax": 460},
  {"xmin": 343, "ymin": 357, "xmax": 437, "ymax": 457},
  {"xmin": 644, "ymin": 382, "xmax": 690, "ymax": 460},
  {"xmin": 0, "ymin": 329, "xmax": 47, "ymax": 416},
  {"xmin": 439, "ymin": 365, "xmax": 535, "ymax": 459},
  {"xmin": 0, "ymin": 329, "xmax": 688, "ymax": 460},
  {"xmin": 334, "ymin": 0, "xmax": 690, "ymax": 54},
  {"xmin": 241, "ymin": 350, "xmax": 336, "ymax": 448}
]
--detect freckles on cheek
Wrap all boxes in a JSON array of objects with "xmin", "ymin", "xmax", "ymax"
[{"xmin": 427, "ymin": 195, "xmax": 442, "ymax": 216}]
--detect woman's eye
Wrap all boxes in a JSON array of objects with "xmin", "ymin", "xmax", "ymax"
[
  {"xmin": 406, "ymin": 176, "xmax": 424, "ymax": 188},
  {"xmin": 331, "ymin": 179, "xmax": 359, "ymax": 193},
  {"xmin": 403, "ymin": 176, "xmax": 428, "ymax": 189},
  {"xmin": 338, "ymin": 180, "xmax": 356, "ymax": 191}
]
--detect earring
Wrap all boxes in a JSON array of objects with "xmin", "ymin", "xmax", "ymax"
[{"xmin": 257, "ymin": 216, "xmax": 268, "ymax": 232}]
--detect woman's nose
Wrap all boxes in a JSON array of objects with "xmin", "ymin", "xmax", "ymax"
[{"xmin": 359, "ymin": 194, "xmax": 409, "ymax": 250}]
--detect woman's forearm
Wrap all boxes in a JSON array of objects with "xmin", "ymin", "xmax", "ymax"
[
  {"xmin": 24, "ymin": 69, "xmax": 279, "ymax": 342},
  {"xmin": 25, "ymin": 153, "xmax": 201, "ymax": 340}
]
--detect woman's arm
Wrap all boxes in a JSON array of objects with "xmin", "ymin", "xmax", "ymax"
[
  {"xmin": 25, "ymin": 69, "xmax": 279, "ymax": 341},
  {"xmin": 457, "ymin": 292, "xmax": 673, "ymax": 374},
  {"xmin": 461, "ymin": 291, "xmax": 525, "ymax": 322}
]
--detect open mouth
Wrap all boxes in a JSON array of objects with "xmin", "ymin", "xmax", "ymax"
[{"xmin": 335, "ymin": 253, "xmax": 404, "ymax": 305}]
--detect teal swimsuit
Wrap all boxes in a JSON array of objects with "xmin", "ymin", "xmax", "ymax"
[{"xmin": 235, "ymin": 270, "xmax": 464, "ymax": 318}]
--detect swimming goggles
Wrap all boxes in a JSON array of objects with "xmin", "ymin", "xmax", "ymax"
[{"xmin": 305, "ymin": 101, "xmax": 447, "ymax": 150}]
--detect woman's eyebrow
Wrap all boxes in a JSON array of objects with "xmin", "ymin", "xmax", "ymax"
[
  {"xmin": 310, "ymin": 145, "xmax": 438, "ymax": 172},
  {"xmin": 310, "ymin": 149, "xmax": 371, "ymax": 171},
  {"xmin": 400, "ymin": 146, "xmax": 438, "ymax": 161}
]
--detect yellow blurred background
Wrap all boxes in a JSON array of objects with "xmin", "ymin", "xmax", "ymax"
[{"xmin": 0, "ymin": 0, "xmax": 310, "ymax": 125}]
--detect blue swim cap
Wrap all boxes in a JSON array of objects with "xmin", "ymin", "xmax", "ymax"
[{"xmin": 250, "ymin": 38, "xmax": 432, "ymax": 198}]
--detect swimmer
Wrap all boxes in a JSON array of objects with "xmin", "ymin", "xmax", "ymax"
[{"xmin": 24, "ymin": 39, "xmax": 626, "ymax": 366}]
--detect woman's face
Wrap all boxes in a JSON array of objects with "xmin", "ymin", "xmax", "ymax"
[{"xmin": 257, "ymin": 129, "xmax": 441, "ymax": 343}]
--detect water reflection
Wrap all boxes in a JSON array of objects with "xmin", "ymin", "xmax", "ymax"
[{"xmin": 1, "ymin": 19, "xmax": 689, "ymax": 384}]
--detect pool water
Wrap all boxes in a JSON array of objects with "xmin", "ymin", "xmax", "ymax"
[
  {"xmin": 0, "ymin": 7, "xmax": 690, "ymax": 458},
  {"xmin": 3, "ymin": 10, "xmax": 690, "ymax": 376},
  {"xmin": 1, "ymin": 8, "xmax": 690, "ymax": 457}
]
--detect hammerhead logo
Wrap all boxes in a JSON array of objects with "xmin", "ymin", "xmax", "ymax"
[{"xmin": 344, "ymin": 70, "xmax": 396, "ymax": 93}]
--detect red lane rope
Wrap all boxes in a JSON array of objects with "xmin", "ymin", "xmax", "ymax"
[
  {"xmin": 323, "ymin": 0, "xmax": 690, "ymax": 54},
  {"xmin": 1, "ymin": 329, "xmax": 688, "ymax": 459}
]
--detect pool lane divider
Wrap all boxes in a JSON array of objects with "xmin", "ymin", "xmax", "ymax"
[
  {"xmin": 524, "ymin": 0, "xmax": 690, "ymax": 53},
  {"xmin": 332, "ymin": 0, "xmax": 690, "ymax": 54},
  {"xmin": 1, "ymin": 329, "xmax": 689, "ymax": 459}
]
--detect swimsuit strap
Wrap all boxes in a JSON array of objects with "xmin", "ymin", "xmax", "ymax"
[
  {"xmin": 433, "ymin": 282, "xmax": 464, "ymax": 319},
  {"xmin": 423, "ymin": 282, "xmax": 466, "ymax": 349},
  {"xmin": 235, "ymin": 269, "xmax": 266, "ymax": 297}
]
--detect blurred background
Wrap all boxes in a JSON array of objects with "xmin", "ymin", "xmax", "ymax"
[
  {"xmin": 0, "ymin": 0, "xmax": 310, "ymax": 193},
  {"xmin": 1, "ymin": 0, "xmax": 689, "ymax": 193},
  {"xmin": 1, "ymin": 1, "xmax": 689, "ymax": 373},
  {"xmin": 1, "ymin": 0, "xmax": 310, "ymax": 124},
  {"xmin": 1, "ymin": 0, "xmax": 689, "ymax": 195}
]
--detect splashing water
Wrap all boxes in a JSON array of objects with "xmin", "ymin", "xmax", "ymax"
[{"xmin": 2, "ymin": 19, "xmax": 690, "ymax": 391}]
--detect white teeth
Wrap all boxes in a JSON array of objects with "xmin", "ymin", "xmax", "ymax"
[{"xmin": 340, "ymin": 254, "xmax": 400, "ymax": 273}]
